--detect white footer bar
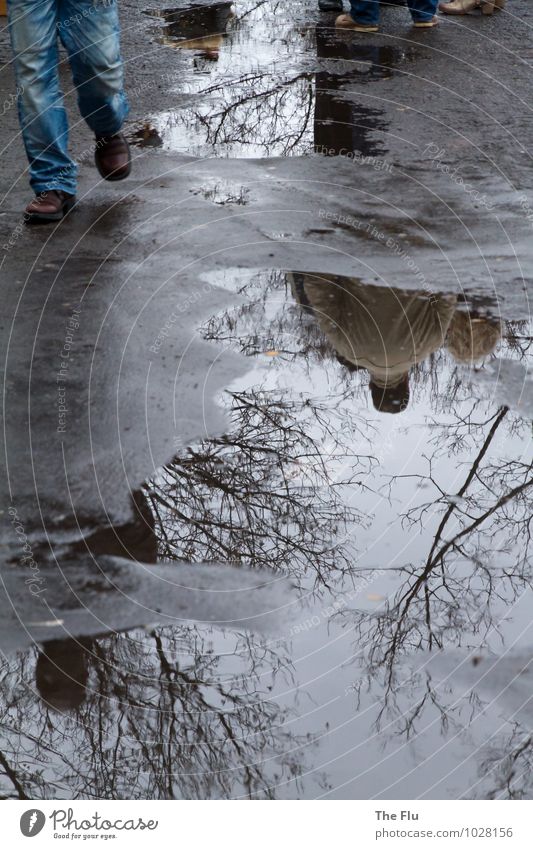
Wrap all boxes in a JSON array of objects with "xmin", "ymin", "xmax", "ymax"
[{"xmin": 4, "ymin": 800, "xmax": 532, "ymax": 848}]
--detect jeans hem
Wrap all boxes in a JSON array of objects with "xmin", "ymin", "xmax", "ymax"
[
  {"xmin": 31, "ymin": 183, "xmax": 77, "ymax": 196},
  {"xmin": 348, "ymin": 13, "xmax": 380, "ymax": 22},
  {"xmin": 91, "ymin": 122, "xmax": 126, "ymax": 138}
]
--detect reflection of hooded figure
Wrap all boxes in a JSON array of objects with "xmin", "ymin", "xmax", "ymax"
[{"xmin": 291, "ymin": 273, "xmax": 456, "ymax": 413}]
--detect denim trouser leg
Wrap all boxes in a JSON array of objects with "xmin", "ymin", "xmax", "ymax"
[
  {"xmin": 348, "ymin": 0, "xmax": 380, "ymax": 24},
  {"xmin": 406, "ymin": 0, "xmax": 439, "ymax": 21},
  {"xmin": 58, "ymin": 0, "xmax": 129, "ymax": 137},
  {"xmin": 7, "ymin": 0, "xmax": 77, "ymax": 195},
  {"xmin": 7, "ymin": 0, "xmax": 128, "ymax": 195}
]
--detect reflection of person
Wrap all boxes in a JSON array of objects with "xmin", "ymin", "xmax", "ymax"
[
  {"xmin": 70, "ymin": 489, "xmax": 158, "ymax": 563},
  {"xmin": 314, "ymin": 32, "xmax": 388, "ymax": 159},
  {"xmin": 161, "ymin": 32, "xmax": 224, "ymax": 61},
  {"xmin": 291, "ymin": 273, "xmax": 457, "ymax": 413},
  {"xmin": 336, "ymin": 0, "xmax": 439, "ymax": 30},
  {"xmin": 160, "ymin": 2, "xmax": 234, "ymax": 61},
  {"xmin": 7, "ymin": 0, "xmax": 131, "ymax": 223},
  {"xmin": 36, "ymin": 490, "xmax": 158, "ymax": 711},
  {"xmin": 36, "ymin": 638, "xmax": 92, "ymax": 712}
]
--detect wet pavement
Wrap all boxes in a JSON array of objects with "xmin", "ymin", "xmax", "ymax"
[{"xmin": 0, "ymin": 0, "xmax": 532, "ymax": 800}]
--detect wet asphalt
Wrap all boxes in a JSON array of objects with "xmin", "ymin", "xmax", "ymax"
[
  {"xmin": 0, "ymin": 0, "xmax": 531, "ymax": 636},
  {"xmin": 0, "ymin": 0, "xmax": 532, "ymax": 799},
  {"xmin": 1, "ymin": 0, "xmax": 531, "ymax": 523}
]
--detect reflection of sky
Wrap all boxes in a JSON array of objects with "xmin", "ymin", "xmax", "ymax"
[
  {"xmin": 147, "ymin": 2, "xmax": 316, "ymax": 156},
  {"xmin": 2, "ymin": 264, "xmax": 531, "ymax": 799},
  {"xmin": 144, "ymin": 1, "xmax": 403, "ymax": 158},
  {"xmin": 201, "ymin": 269, "xmax": 531, "ymax": 592},
  {"xmin": 187, "ymin": 267, "xmax": 533, "ymax": 798}
]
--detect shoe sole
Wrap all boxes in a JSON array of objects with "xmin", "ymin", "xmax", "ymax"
[
  {"xmin": 25, "ymin": 197, "xmax": 77, "ymax": 224},
  {"xmin": 336, "ymin": 23, "xmax": 379, "ymax": 30}
]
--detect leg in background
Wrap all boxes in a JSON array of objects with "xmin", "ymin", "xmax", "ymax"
[
  {"xmin": 347, "ymin": 0, "xmax": 381, "ymax": 24},
  {"xmin": 407, "ymin": 0, "xmax": 439, "ymax": 21}
]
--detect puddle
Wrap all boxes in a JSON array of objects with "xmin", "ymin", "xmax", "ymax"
[
  {"xmin": 189, "ymin": 178, "xmax": 251, "ymax": 204},
  {"xmin": 3, "ymin": 269, "xmax": 531, "ymax": 799},
  {"xmin": 139, "ymin": 1, "xmax": 419, "ymax": 157},
  {"xmin": 145, "ymin": 271, "xmax": 532, "ymax": 797}
]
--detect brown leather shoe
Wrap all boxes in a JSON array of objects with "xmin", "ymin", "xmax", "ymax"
[
  {"xmin": 24, "ymin": 190, "xmax": 76, "ymax": 224},
  {"xmin": 95, "ymin": 133, "xmax": 132, "ymax": 181}
]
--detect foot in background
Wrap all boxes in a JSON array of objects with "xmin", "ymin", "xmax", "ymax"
[
  {"xmin": 412, "ymin": 14, "xmax": 440, "ymax": 24},
  {"xmin": 335, "ymin": 13, "xmax": 379, "ymax": 29}
]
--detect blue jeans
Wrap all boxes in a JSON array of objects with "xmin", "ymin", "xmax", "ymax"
[
  {"xmin": 7, "ymin": 0, "xmax": 129, "ymax": 195},
  {"xmin": 350, "ymin": 0, "xmax": 438, "ymax": 23}
]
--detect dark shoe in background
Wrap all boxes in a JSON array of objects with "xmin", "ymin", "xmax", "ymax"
[
  {"xmin": 95, "ymin": 133, "xmax": 132, "ymax": 181},
  {"xmin": 24, "ymin": 190, "xmax": 76, "ymax": 224},
  {"xmin": 318, "ymin": 0, "xmax": 343, "ymax": 11}
]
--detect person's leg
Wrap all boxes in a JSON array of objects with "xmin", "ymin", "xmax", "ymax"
[
  {"xmin": 7, "ymin": 0, "xmax": 77, "ymax": 195},
  {"xmin": 407, "ymin": 0, "xmax": 439, "ymax": 21},
  {"xmin": 347, "ymin": 0, "xmax": 381, "ymax": 23},
  {"xmin": 57, "ymin": 0, "xmax": 128, "ymax": 138}
]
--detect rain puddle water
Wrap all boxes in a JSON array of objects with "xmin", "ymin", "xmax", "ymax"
[
  {"xmin": 143, "ymin": 269, "xmax": 533, "ymax": 799},
  {"xmin": 137, "ymin": 0, "xmax": 420, "ymax": 157},
  {"xmin": 3, "ymin": 271, "xmax": 530, "ymax": 799},
  {"xmin": 145, "ymin": 270, "xmax": 532, "ymax": 798}
]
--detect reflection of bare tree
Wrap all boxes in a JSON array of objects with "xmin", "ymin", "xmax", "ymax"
[
  {"xmin": 202, "ymin": 270, "xmax": 335, "ymax": 364},
  {"xmin": 146, "ymin": 277, "xmax": 376, "ymax": 590},
  {"xmin": 145, "ymin": 273, "xmax": 533, "ymax": 782},
  {"xmin": 159, "ymin": 70, "xmax": 314, "ymax": 157},
  {"xmin": 0, "ymin": 627, "xmax": 305, "ymax": 799},
  {"xmin": 345, "ymin": 406, "xmax": 532, "ymax": 736},
  {"xmin": 2, "ymin": 264, "xmax": 530, "ymax": 799},
  {"xmin": 480, "ymin": 725, "xmax": 533, "ymax": 800},
  {"xmin": 203, "ymin": 270, "xmax": 533, "ymax": 793},
  {"xmin": 504, "ymin": 321, "xmax": 533, "ymax": 359},
  {"xmin": 149, "ymin": 1, "xmax": 317, "ymax": 156},
  {"xmin": 146, "ymin": 386, "xmax": 373, "ymax": 589}
]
